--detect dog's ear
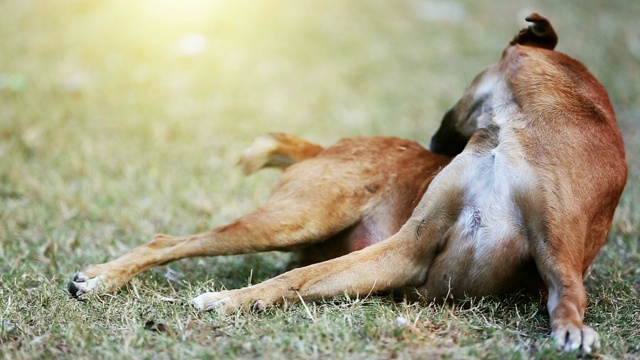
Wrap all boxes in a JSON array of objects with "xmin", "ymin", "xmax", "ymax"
[{"xmin": 510, "ymin": 13, "xmax": 558, "ymax": 50}]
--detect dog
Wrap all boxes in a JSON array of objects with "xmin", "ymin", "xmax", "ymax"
[{"xmin": 68, "ymin": 14, "xmax": 627, "ymax": 355}]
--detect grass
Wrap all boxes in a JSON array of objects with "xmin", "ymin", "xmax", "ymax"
[{"xmin": 1, "ymin": 0, "xmax": 639, "ymax": 358}]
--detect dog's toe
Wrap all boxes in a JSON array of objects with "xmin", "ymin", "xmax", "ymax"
[{"xmin": 578, "ymin": 326, "xmax": 600, "ymax": 355}]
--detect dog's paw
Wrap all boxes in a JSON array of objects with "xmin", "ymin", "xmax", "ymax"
[
  {"xmin": 191, "ymin": 291, "xmax": 238, "ymax": 313},
  {"xmin": 67, "ymin": 272, "xmax": 104, "ymax": 297},
  {"xmin": 551, "ymin": 323, "xmax": 600, "ymax": 355},
  {"xmin": 191, "ymin": 289, "xmax": 274, "ymax": 314},
  {"xmin": 67, "ymin": 265, "xmax": 125, "ymax": 298}
]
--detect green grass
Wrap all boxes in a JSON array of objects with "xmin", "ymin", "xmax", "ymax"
[{"xmin": 1, "ymin": 0, "xmax": 639, "ymax": 358}]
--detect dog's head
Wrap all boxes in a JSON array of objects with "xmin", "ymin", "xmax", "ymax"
[{"xmin": 429, "ymin": 14, "xmax": 558, "ymax": 157}]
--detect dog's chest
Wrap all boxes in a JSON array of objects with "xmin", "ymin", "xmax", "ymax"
[{"xmin": 456, "ymin": 144, "xmax": 536, "ymax": 260}]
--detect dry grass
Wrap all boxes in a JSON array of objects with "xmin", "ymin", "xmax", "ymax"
[{"xmin": 1, "ymin": 0, "xmax": 639, "ymax": 358}]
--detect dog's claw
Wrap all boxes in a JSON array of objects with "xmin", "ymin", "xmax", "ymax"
[
  {"xmin": 204, "ymin": 300, "xmax": 225, "ymax": 312},
  {"xmin": 252, "ymin": 299, "xmax": 266, "ymax": 311},
  {"xmin": 68, "ymin": 279, "xmax": 82, "ymax": 298}
]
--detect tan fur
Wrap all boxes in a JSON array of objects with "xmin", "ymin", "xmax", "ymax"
[{"xmin": 69, "ymin": 14, "xmax": 626, "ymax": 356}]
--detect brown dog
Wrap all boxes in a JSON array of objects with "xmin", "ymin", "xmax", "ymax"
[{"xmin": 69, "ymin": 14, "xmax": 626, "ymax": 355}]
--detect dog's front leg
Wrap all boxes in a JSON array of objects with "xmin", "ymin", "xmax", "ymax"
[
  {"xmin": 191, "ymin": 222, "xmax": 430, "ymax": 312},
  {"xmin": 529, "ymin": 223, "xmax": 599, "ymax": 355}
]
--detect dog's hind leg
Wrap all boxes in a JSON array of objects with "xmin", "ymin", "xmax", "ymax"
[{"xmin": 68, "ymin": 183, "xmax": 370, "ymax": 297}]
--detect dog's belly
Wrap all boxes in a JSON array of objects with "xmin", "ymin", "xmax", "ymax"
[
  {"xmin": 420, "ymin": 216, "xmax": 540, "ymax": 301},
  {"xmin": 289, "ymin": 214, "xmax": 406, "ymax": 268},
  {"xmin": 419, "ymin": 147, "xmax": 543, "ymax": 300}
]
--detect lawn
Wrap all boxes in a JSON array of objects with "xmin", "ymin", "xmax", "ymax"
[{"xmin": 1, "ymin": 0, "xmax": 639, "ymax": 359}]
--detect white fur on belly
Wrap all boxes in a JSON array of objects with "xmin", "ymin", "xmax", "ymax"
[{"xmin": 457, "ymin": 137, "xmax": 537, "ymax": 263}]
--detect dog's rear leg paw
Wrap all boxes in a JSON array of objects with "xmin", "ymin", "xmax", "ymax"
[
  {"xmin": 68, "ymin": 272, "xmax": 104, "ymax": 298},
  {"xmin": 67, "ymin": 264, "xmax": 126, "ymax": 298}
]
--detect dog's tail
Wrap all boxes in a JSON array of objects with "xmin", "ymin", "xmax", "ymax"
[
  {"xmin": 510, "ymin": 13, "xmax": 558, "ymax": 50},
  {"xmin": 238, "ymin": 132, "xmax": 324, "ymax": 175}
]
